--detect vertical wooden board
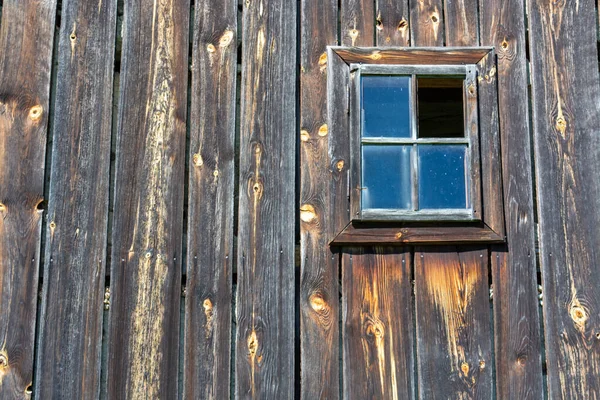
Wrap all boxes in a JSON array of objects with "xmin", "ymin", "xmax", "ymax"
[
  {"xmin": 0, "ymin": 0, "xmax": 56, "ymax": 397},
  {"xmin": 183, "ymin": 0, "xmax": 237, "ymax": 398},
  {"xmin": 528, "ymin": 0, "xmax": 600, "ymax": 397},
  {"xmin": 479, "ymin": 1, "xmax": 544, "ymax": 398},
  {"xmin": 34, "ymin": 0, "xmax": 116, "ymax": 398},
  {"xmin": 376, "ymin": 0, "xmax": 410, "ymax": 46},
  {"xmin": 342, "ymin": 248, "xmax": 415, "ymax": 400},
  {"xmin": 107, "ymin": 0, "xmax": 189, "ymax": 398},
  {"xmin": 299, "ymin": 0, "xmax": 340, "ymax": 399},
  {"xmin": 235, "ymin": 0, "xmax": 296, "ymax": 397},
  {"xmin": 443, "ymin": 0, "xmax": 478, "ymax": 46},
  {"xmin": 410, "ymin": 0, "xmax": 444, "ymax": 47},
  {"xmin": 341, "ymin": 0, "xmax": 375, "ymax": 46},
  {"xmin": 415, "ymin": 247, "xmax": 493, "ymax": 399}
]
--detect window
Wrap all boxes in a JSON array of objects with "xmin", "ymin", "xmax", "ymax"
[{"xmin": 328, "ymin": 47, "xmax": 505, "ymax": 245}]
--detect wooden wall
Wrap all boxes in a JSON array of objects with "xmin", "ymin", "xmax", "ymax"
[{"xmin": 0, "ymin": 0, "xmax": 598, "ymax": 399}]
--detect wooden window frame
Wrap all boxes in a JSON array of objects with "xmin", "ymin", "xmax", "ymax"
[{"xmin": 327, "ymin": 46, "xmax": 505, "ymax": 245}]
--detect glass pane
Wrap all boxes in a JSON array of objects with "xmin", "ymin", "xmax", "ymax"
[
  {"xmin": 362, "ymin": 145, "xmax": 412, "ymax": 210},
  {"xmin": 418, "ymin": 145, "xmax": 467, "ymax": 209},
  {"xmin": 417, "ymin": 77, "xmax": 464, "ymax": 138},
  {"xmin": 362, "ymin": 75, "xmax": 411, "ymax": 138}
]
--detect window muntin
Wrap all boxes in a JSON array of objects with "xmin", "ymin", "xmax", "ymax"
[{"xmin": 354, "ymin": 64, "xmax": 479, "ymax": 221}]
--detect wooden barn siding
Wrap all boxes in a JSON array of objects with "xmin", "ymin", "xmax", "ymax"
[{"xmin": 0, "ymin": 0, "xmax": 598, "ymax": 399}]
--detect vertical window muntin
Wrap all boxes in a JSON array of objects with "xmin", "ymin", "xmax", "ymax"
[{"xmin": 354, "ymin": 64, "xmax": 479, "ymax": 221}]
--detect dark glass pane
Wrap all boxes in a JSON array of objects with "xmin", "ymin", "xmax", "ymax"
[
  {"xmin": 417, "ymin": 77, "xmax": 464, "ymax": 138},
  {"xmin": 418, "ymin": 145, "xmax": 467, "ymax": 209},
  {"xmin": 362, "ymin": 145, "xmax": 412, "ymax": 210},
  {"xmin": 362, "ymin": 75, "xmax": 411, "ymax": 138}
]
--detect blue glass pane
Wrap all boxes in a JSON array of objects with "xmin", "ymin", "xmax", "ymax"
[
  {"xmin": 362, "ymin": 75, "xmax": 411, "ymax": 138},
  {"xmin": 418, "ymin": 145, "xmax": 467, "ymax": 209},
  {"xmin": 362, "ymin": 145, "xmax": 411, "ymax": 210}
]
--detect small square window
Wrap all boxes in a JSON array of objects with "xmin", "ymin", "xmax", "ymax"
[{"xmin": 353, "ymin": 64, "xmax": 480, "ymax": 221}]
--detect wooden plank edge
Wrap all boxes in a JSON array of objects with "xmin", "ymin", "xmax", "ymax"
[{"xmin": 330, "ymin": 46, "xmax": 494, "ymax": 65}]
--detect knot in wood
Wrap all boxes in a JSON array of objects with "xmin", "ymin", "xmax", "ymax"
[
  {"xmin": 479, "ymin": 360, "xmax": 485, "ymax": 370},
  {"xmin": 369, "ymin": 51, "xmax": 382, "ymax": 61},
  {"xmin": 0, "ymin": 353, "xmax": 7, "ymax": 368},
  {"xmin": 252, "ymin": 181, "xmax": 263, "ymax": 197},
  {"xmin": 29, "ymin": 105, "xmax": 43, "ymax": 121},
  {"xmin": 318, "ymin": 124, "xmax": 328, "ymax": 137},
  {"xmin": 349, "ymin": 29, "xmax": 359, "ymax": 45},
  {"xmin": 309, "ymin": 293, "xmax": 327, "ymax": 312},
  {"xmin": 300, "ymin": 129, "xmax": 310, "ymax": 142},
  {"xmin": 49, "ymin": 221, "xmax": 56, "ymax": 229},
  {"xmin": 570, "ymin": 304, "xmax": 587, "ymax": 325},
  {"xmin": 398, "ymin": 19, "xmax": 408, "ymax": 31},
  {"xmin": 247, "ymin": 331, "xmax": 259, "ymax": 356},
  {"xmin": 376, "ymin": 15, "xmax": 383, "ymax": 31},
  {"xmin": 430, "ymin": 13, "xmax": 439, "ymax": 23},
  {"xmin": 366, "ymin": 319, "xmax": 385, "ymax": 338},
  {"xmin": 468, "ymin": 84, "xmax": 476, "ymax": 96},
  {"xmin": 318, "ymin": 52, "xmax": 327, "ymax": 72},
  {"xmin": 219, "ymin": 30, "xmax": 234, "ymax": 47},
  {"xmin": 517, "ymin": 354, "xmax": 527, "ymax": 366},
  {"xmin": 501, "ymin": 39, "xmax": 509, "ymax": 50},
  {"xmin": 300, "ymin": 204, "xmax": 317, "ymax": 223},
  {"xmin": 0, "ymin": 203, "xmax": 5, "ymax": 212},
  {"xmin": 192, "ymin": 153, "xmax": 203, "ymax": 167},
  {"xmin": 555, "ymin": 116, "xmax": 567, "ymax": 135},
  {"xmin": 461, "ymin": 362, "xmax": 469, "ymax": 375},
  {"xmin": 395, "ymin": 231, "xmax": 403, "ymax": 239},
  {"xmin": 203, "ymin": 298, "xmax": 213, "ymax": 311},
  {"xmin": 336, "ymin": 160, "xmax": 345, "ymax": 172},
  {"xmin": 206, "ymin": 43, "xmax": 216, "ymax": 53}
]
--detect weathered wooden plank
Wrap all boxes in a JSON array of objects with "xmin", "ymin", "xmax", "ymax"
[
  {"xmin": 332, "ymin": 223, "xmax": 504, "ymax": 245},
  {"xmin": 0, "ymin": 0, "xmax": 56, "ymax": 397},
  {"xmin": 299, "ymin": 0, "xmax": 340, "ymax": 399},
  {"xmin": 376, "ymin": 0, "xmax": 410, "ymax": 46},
  {"xmin": 342, "ymin": 248, "xmax": 415, "ymax": 400},
  {"xmin": 341, "ymin": 0, "xmax": 375, "ymax": 46},
  {"xmin": 34, "ymin": 0, "xmax": 117, "ymax": 398},
  {"xmin": 443, "ymin": 0, "xmax": 478, "ymax": 46},
  {"xmin": 528, "ymin": 0, "xmax": 600, "ymax": 397},
  {"xmin": 183, "ymin": 0, "xmax": 236, "ymax": 398},
  {"xmin": 107, "ymin": 0, "xmax": 189, "ymax": 398},
  {"xmin": 333, "ymin": 47, "xmax": 490, "ymax": 66},
  {"xmin": 410, "ymin": 0, "xmax": 444, "ymax": 47},
  {"xmin": 235, "ymin": 0, "xmax": 296, "ymax": 397},
  {"xmin": 415, "ymin": 247, "xmax": 493, "ymax": 399},
  {"xmin": 479, "ymin": 0, "xmax": 544, "ymax": 397}
]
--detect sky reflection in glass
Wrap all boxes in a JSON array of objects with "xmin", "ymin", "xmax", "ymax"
[
  {"xmin": 362, "ymin": 75, "xmax": 411, "ymax": 138},
  {"xmin": 362, "ymin": 145, "xmax": 412, "ymax": 209},
  {"xmin": 418, "ymin": 145, "xmax": 467, "ymax": 209}
]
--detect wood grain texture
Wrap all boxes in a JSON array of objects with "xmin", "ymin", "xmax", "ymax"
[
  {"xmin": 107, "ymin": 0, "xmax": 189, "ymax": 398},
  {"xmin": 415, "ymin": 247, "xmax": 493, "ymax": 399},
  {"xmin": 479, "ymin": 1, "xmax": 544, "ymax": 398},
  {"xmin": 332, "ymin": 223, "xmax": 504, "ymax": 245},
  {"xmin": 410, "ymin": 0, "xmax": 444, "ymax": 46},
  {"xmin": 528, "ymin": 0, "xmax": 600, "ymax": 397},
  {"xmin": 342, "ymin": 248, "xmax": 415, "ymax": 400},
  {"xmin": 183, "ymin": 0, "xmax": 236, "ymax": 399},
  {"xmin": 333, "ymin": 47, "xmax": 490, "ymax": 66},
  {"xmin": 443, "ymin": 0, "xmax": 478, "ymax": 46},
  {"xmin": 376, "ymin": 0, "xmax": 410, "ymax": 46},
  {"xmin": 235, "ymin": 0, "xmax": 296, "ymax": 397},
  {"xmin": 299, "ymin": 1, "xmax": 340, "ymax": 399},
  {"xmin": 34, "ymin": 0, "xmax": 116, "ymax": 398},
  {"xmin": 0, "ymin": 0, "xmax": 56, "ymax": 397},
  {"xmin": 341, "ymin": 0, "xmax": 375, "ymax": 46}
]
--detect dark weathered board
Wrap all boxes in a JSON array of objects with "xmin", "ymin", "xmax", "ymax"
[
  {"xmin": 34, "ymin": 0, "xmax": 116, "ymax": 398},
  {"xmin": 443, "ymin": 0, "xmax": 478, "ymax": 46},
  {"xmin": 107, "ymin": 0, "xmax": 189, "ymax": 398},
  {"xmin": 341, "ymin": 0, "xmax": 375, "ymax": 46},
  {"xmin": 235, "ymin": 0, "xmax": 296, "ymax": 397},
  {"xmin": 299, "ymin": 0, "xmax": 340, "ymax": 399},
  {"xmin": 183, "ymin": 0, "xmax": 237, "ymax": 398},
  {"xmin": 410, "ymin": 0, "xmax": 444, "ymax": 47},
  {"xmin": 376, "ymin": 0, "xmax": 410, "ymax": 46},
  {"xmin": 415, "ymin": 247, "xmax": 493, "ymax": 399},
  {"xmin": 528, "ymin": 0, "xmax": 600, "ymax": 397},
  {"xmin": 332, "ymin": 223, "xmax": 504, "ymax": 245},
  {"xmin": 479, "ymin": 0, "xmax": 544, "ymax": 397},
  {"xmin": 0, "ymin": 0, "xmax": 56, "ymax": 397},
  {"xmin": 342, "ymin": 248, "xmax": 415, "ymax": 400}
]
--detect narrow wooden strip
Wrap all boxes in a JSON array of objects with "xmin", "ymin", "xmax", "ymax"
[
  {"xmin": 107, "ymin": 0, "xmax": 190, "ymax": 398},
  {"xmin": 332, "ymin": 224, "xmax": 504, "ymax": 245},
  {"xmin": 0, "ymin": 0, "xmax": 56, "ymax": 397},
  {"xmin": 415, "ymin": 247, "xmax": 493, "ymax": 399},
  {"xmin": 333, "ymin": 47, "xmax": 490, "ymax": 65},
  {"xmin": 443, "ymin": 0, "xmax": 479, "ymax": 46},
  {"xmin": 235, "ymin": 0, "xmax": 296, "ymax": 396},
  {"xmin": 465, "ymin": 66, "xmax": 483, "ymax": 220},
  {"xmin": 479, "ymin": 1, "xmax": 544, "ymax": 398},
  {"xmin": 34, "ymin": 0, "xmax": 117, "ymax": 398},
  {"xmin": 183, "ymin": 0, "xmax": 237, "ymax": 398},
  {"xmin": 342, "ymin": 247, "xmax": 415, "ymax": 400},
  {"xmin": 340, "ymin": 0, "xmax": 375, "ymax": 46},
  {"xmin": 299, "ymin": 0, "xmax": 340, "ymax": 399},
  {"xmin": 376, "ymin": 0, "xmax": 410, "ymax": 46},
  {"xmin": 410, "ymin": 0, "xmax": 445, "ymax": 47},
  {"xmin": 528, "ymin": 0, "xmax": 600, "ymax": 397}
]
